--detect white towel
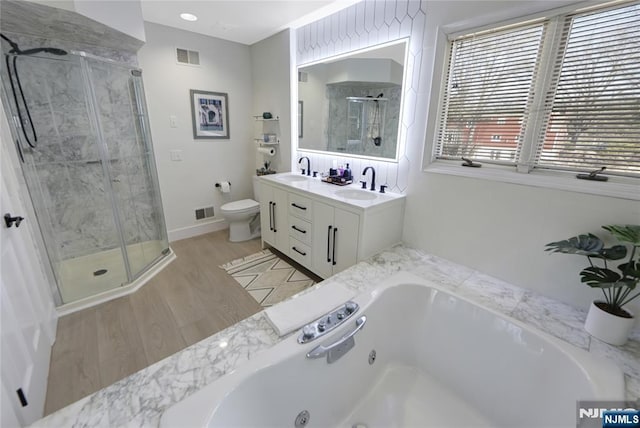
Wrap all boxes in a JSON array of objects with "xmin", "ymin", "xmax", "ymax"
[{"xmin": 265, "ymin": 283, "xmax": 355, "ymax": 337}]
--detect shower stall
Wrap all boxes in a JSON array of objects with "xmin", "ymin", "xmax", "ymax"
[{"xmin": 1, "ymin": 47, "xmax": 170, "ymax": 306}]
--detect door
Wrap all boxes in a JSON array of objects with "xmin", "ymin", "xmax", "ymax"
[
  {"xmin": 260, "ymin": 182, "xmax": 287, "ymax": 251},
  {"xmin": 331, "ymin": 207, "xmax": 359, "ymax": 274},
  {"xmin": 312, "ymin": 201, "xmax": 359, "ymax": 278},
  {"xmin": 311, "ymin": 201, "xmax": 334, "ymax": 278},
  {"xmin": 1, "ymin": 112, "xmax": 58, "ymax": 426}
]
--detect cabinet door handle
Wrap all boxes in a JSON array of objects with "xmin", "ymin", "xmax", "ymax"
[
  {"xmin": 327, "ymin": 225, "xmax": 332, "ymax": 262},
  {"xmin": 272, "ymin": 202, "xmax": 277, "ymax": 232},
  {"xmin": 292, "ymin": 246, "xmax": 306, "ymax": 256},
  {"xmin": 332, "ymin": 227, "xmax": 338, "ymax": 266},
  {"xmin": 291, "ymin": 225, "xmax": 306, "ymax": 234},
  {"xmin": 291, "ymin": 203, "xmax": 307, "ymax": 211},
  {"xmin": 268, "ymin": 202, "xmax": 273, "ymax": 231}
]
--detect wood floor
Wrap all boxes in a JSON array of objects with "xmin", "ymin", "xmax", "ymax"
[{"xmin": 44, "ymin": 230, "xmax": 263, "ymax": 415}]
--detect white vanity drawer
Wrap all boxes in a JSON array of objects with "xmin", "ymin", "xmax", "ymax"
[
  {"xmin": 288, "ymin": 237, "xmax": 312, "ymax": 267},
  {"xmin": 288, "ymin": 193, "xmax": 313, "ymax": 221},
  {"xmin": 289, "ymin": 216, "xmax": 311, "ymax": 245}
]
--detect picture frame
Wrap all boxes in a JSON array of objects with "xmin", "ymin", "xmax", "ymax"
[
  {"xmin": 298, "ymin": 100, "xmax": 303, "ymax": 138},
  {"xmin": 190, "ymin": 90, "xmax": 230, "ymax": 139}
]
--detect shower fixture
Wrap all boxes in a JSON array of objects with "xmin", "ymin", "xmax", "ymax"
[{"xmin": 1, "ymin": 33, "xmax": 68, "ymax": 148}]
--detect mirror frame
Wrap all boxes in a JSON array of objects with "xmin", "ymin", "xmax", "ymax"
[{"xmin": 295, "ymin": 38, "xmax": 409, "ymax": 163}]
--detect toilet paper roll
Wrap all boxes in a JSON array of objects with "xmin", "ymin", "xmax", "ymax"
[
  {"xmin": 257, "ymin": 147, "xmax": 276, "ymax": 157},
  {"xmin": 219, "ymin": 181, "xmax": 231, "ymax": 193}
]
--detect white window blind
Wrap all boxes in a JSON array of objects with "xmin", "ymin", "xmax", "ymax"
[
  {"xmin": 534, "ymin": 3, "xmax": 640, "ymax": 176},
  {"xmin": 435, "ymin": 1, "xmax": 640, "ymax": 178},
  {"xmin": 436, "ymin": 23, "xmax": 545, "ymax": 164}
]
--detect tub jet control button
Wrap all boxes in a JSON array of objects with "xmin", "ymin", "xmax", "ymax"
[
  {"xmin": 297, "ymin": 301, "xmax": 360, "ymax": 344},
  {"xmin": 345, "ymin": 302, "xmax": 357, "ymax": 314},
  {"xmin": 302, "ymin": 326, "xmax": 315, "ymax": 340}
]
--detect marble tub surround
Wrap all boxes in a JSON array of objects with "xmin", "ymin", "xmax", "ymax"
[{"xmin": 33, "ymin": 244, "xmax": 640, "ymax": 427}]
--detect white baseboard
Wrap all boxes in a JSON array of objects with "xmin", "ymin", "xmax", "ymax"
[{"xmin": 168, "ymin": 219, "xmax": 228, "ymax": 242}]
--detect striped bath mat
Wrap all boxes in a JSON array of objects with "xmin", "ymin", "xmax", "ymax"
[{"xmin": 220, "ymin": 249, "xmax": 316, "ymax": 307}]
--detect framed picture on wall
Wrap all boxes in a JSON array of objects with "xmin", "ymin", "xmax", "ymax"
[{"xmin": 190, "ymin": 90, "xmax": 230, "ymax": 139}]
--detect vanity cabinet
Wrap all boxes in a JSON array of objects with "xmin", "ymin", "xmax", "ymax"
[
  {"xmin": 311, "ymin": 202, "xmax": 359, "ymax": 278},
  {"xmin": 259, "ymin": 174, "xmax": 405, "ymax": 280},
  {"xmin": 259, "ymin": 182, "xmax": 288, "ymax": 249}
]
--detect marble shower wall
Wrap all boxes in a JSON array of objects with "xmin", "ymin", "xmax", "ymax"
[
  {"xmin": 326, "ymin": 83, "xmax": 401, "ymax": 159},
  {"xmin": 295, "ymin": 0, "xmax": 426, "ymax": 193},
  {"xmin": 1, "ymin": 30, "xmax": 161, "ymax": 261}
]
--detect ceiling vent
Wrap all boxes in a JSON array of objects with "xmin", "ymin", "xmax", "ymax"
[{"xmin": 176, "ymin": 48, "xmax": 200, "ymax": 65}]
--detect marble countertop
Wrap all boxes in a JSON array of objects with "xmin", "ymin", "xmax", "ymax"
[
  {"xmin": 259, "ymin": 172, "xmax": 405, "ymax": 210},
  {"xmin": 33, "ymin": 245, "xmax": 640, "ymax": 427}
]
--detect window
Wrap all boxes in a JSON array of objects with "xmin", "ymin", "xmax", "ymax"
[{"xmin": 435, "ymin": 2, "xmax": 640, "ymax": 178}]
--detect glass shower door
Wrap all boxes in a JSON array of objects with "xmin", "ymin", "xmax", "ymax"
[
  {"xmin": 1, "ymin": 53, "xmax": 130, "ymax": 303},
  {"xmin": 85, "ymin": 58, "xmax": 169, "ymax": 279}
]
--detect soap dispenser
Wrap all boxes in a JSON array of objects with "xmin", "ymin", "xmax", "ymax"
[{"xmin": 343, "ymin": 163, "xmax": 352, "ymax": 181}]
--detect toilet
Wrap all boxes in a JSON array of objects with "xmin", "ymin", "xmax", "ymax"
[{"xmin": 220, "ymin": 176, "xmax": 261, "ymax": 242}]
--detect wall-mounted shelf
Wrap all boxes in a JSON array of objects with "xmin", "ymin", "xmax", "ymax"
[
  {"xmin": 254, "ymin": 114, "xmax": 280, "ymax": 147},
  {"xmin": 254, "ymin": 138, "xmax": 279, "ymax": 145}
]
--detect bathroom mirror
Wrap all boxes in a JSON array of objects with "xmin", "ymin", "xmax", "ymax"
[{"xmin": 297, "ymin": 39, "xmax": 407, "ymax": 161}]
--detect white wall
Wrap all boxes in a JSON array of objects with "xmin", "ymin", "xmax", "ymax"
[
  {"xmin": 295, "ymin": 0, "xmax": 640, "ymax": 313},
  {"xmin": 74, "ymin": 0, "xmax": 145, "ymax": 42},
  {"xmin": 138, "ymin": 22, "xmax": 254, "ymax": 241},
  {"xmin": 250, "ymin": 30, "xmax": 293, "ymax": 174}
]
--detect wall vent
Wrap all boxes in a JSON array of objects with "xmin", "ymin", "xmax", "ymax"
[
  {"xmin": 298, "ymin": 71, "xmax": 308, "ymax": 82},
  {"xmin": 177, "ymin": 48, "xmax": 200, "ymax": 65},
  {"xmin": 195, "ymin": 206, "xmax": 214, "ymax": 220}
]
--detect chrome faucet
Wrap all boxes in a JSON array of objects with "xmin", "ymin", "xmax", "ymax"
[
  {"xmin": 298, "ymin": 156, "xmax": 310, "ymax": 176},
  {"xmin": 362, "ymin": 166, "xmax": 376, "ymax": 191}
]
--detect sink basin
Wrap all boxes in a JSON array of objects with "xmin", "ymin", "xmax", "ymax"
[
  {"xmin": 276, "ymin": 174, "xmax": 308, "ymax": 182},
  {"xmin": 334, "ymin": 189, "xmax": 378, "ymax": 200}
]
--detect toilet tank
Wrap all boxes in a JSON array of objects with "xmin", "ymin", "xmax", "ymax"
[{"xmin": 252, "ymin": 176, "xmax": 261, "ymax": 202}]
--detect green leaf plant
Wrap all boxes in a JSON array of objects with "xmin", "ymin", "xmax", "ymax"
[{"xmin": 545, "ymin": 225, "xmax": 640, "ymax": 316}]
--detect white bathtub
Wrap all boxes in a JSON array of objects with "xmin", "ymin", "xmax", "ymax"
[{"xmin": 161, "ymin": 272, "xmax": 624, "ymax": 427}]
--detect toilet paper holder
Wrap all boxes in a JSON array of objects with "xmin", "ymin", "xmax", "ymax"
[{"xmin": 215, "ymin": 182, "xmax": 231, "ymax": 188}]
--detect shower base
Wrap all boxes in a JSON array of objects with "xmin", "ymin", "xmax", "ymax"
[{"xmin": 57, "ymin": 240, "xmax": 172, "ymax": 310}]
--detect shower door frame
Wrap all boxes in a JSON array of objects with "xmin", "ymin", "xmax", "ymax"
[{"xmin": 1, "ymin": 49, "xmax": 170, "ymax": 305}]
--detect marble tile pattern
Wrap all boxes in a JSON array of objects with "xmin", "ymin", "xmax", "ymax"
[
  {"xmin": 32, "ymin": 244, "xmax": 640, "ymax": 427},
  {"xmin": 0, "ymin": 1, "xmax": 143, "ymax": 55},
  {"xmin": 326, "ymin": 83, "xmax": 401, "ymax": 159},
  {"xmin": 1, "ymin": 32, "xmax": 162, "ymax": 262},
  {"xmin": 295, "ymin": 0, "xmax": 427, "ymax": 193}
]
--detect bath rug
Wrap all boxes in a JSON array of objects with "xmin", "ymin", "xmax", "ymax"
[{"xmin": 220, "ymin": 249, "xmax": 316, "ymax": 307}]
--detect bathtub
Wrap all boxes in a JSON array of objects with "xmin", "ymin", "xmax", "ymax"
[{"xmin": 161, "ymin": 272, "xmax": 624, "ymax": 427}]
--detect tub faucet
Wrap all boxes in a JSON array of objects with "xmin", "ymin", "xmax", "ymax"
[
  {"xmin": 298, "ymin": 156, "xmax": 310, "ymax": 176},
  {"xmin": 362, "ymin": 166, "xmax": 376, "ymax": 191}
]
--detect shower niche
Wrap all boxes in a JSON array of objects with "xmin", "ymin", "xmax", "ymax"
[{"xmin": 1, "ymin": 48, "xmax": 170, "ymax": 305}]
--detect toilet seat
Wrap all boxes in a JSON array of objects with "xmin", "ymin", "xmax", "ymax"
[{"xmin": 221, "ymin": 199, "xmax": 259, "ymax": 214}]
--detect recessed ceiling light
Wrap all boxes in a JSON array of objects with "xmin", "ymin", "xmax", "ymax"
[{"xmin": 180, "ymin": 13, "xmax": 198, "ymax": 22}]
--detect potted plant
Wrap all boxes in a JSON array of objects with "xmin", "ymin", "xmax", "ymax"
[{"xmin": 545, "ymin": 224, "xmax": 639, "ymax": 345}]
